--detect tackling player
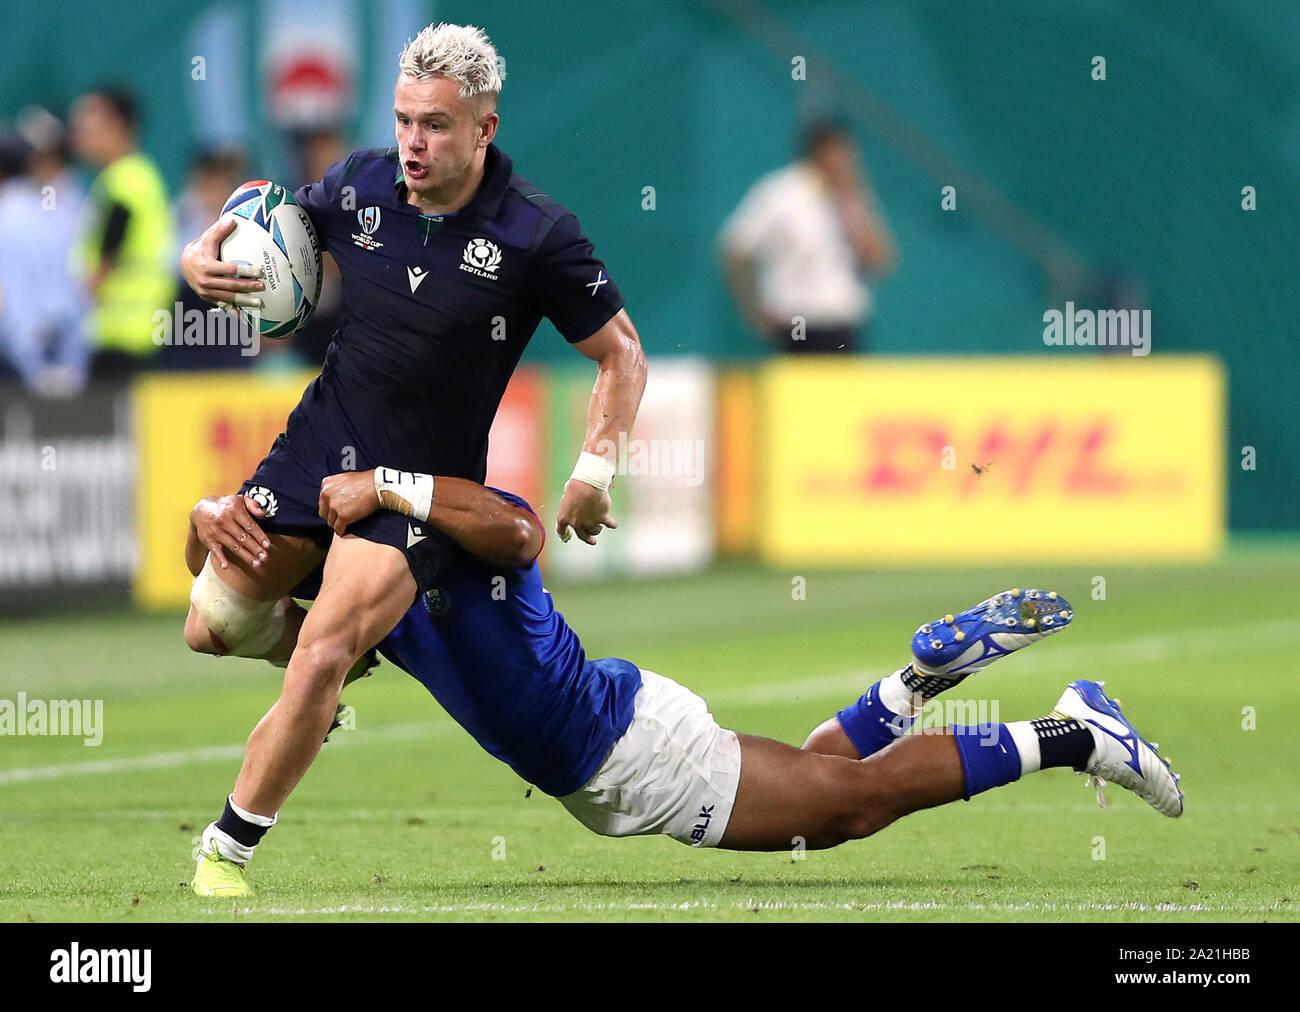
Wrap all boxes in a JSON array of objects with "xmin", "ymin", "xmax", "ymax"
[
  {"xmin": 177, "ymin": 24, "xmax": 646, "ymax": 854},
  {"xmin": 188, "ymin": 475, "xmax": 1183, "ymax": 896}
]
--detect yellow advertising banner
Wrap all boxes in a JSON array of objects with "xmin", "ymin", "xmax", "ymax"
[
  {"xmin": 759, "ymin": 357, "xmax": 1225, "ymax": 564},
  {"xmin": 133, "ymin": 371, "xmax": 317, "ymax": 608}
]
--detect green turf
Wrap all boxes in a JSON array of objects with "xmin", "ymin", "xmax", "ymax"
[{"xmin": 1, "ymin": 548, "xmax": 1298, "ymax": 922}]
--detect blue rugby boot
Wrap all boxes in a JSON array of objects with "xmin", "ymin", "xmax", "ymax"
[
  {"xmin": 905, "ymin": 588, "xmax": 1073, "ymax": 696},
  {"xmin": 1053, "ymin": 679, "xmax": 1184, "ymax": 817}
]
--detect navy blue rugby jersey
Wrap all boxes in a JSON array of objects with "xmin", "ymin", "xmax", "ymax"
[{"xmin": 290, "ymin": 143, "xmax": 624, "ymax": 481}]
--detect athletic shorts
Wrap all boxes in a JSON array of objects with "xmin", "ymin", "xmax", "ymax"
[
  {"xmin": 558, "ymin": 670, "xmax": 743, "ymax": 848},
  {"xmin": 239, "ymin": 432, "xmax": 453, "ymax": 595}
]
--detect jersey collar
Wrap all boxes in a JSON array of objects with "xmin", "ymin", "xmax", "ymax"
[{"xmin": 393, "ymin": 143, "xmax": 512, "ymax": 221}]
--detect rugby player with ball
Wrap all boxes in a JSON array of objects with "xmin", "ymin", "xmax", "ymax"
[{"xmin": 179, "ymin": 24, "xmax": 646, "ymax": 881}]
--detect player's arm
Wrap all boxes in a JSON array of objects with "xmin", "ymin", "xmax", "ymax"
[
  {"xmin": 721, "ymin": 247, "xmax": 776, "ymax": 336},
  {"xmin": 186, "ymin": 494, "xmax": 273, "ymax": 575},
  {"xmin": 318, "ymin": 470, "xmax": 542, "ymax": 569},
  {"xmin": 555, "ymin": 309, "xmax": 647, "ymax": 545}
]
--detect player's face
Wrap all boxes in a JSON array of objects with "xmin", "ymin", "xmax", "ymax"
[{"xmin": 393, "ymin": 74, "xmax": 494, "ymax": 195}]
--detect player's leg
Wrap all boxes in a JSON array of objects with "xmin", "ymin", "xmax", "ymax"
[
  {"xmin": 184, "ymin": 531, "xmax": 325, "ymax": 663},
  {"xmin": 192, "ymin": 536, "xmax": 415, "ymax": 895},
  {"xmin": 723, "ymin": 731, "xmax": 966, "ymax": 850},
  {"xmin": 803, "ymin": 588, "xmax": 1074, "ymax": 759},
  {"xmin": 723, "ymin": 676, "xmax": 1184, "ymax": 850},
  {"xmin": 233, "ymin": 535, "xmax": 415, "ymax": 812}
]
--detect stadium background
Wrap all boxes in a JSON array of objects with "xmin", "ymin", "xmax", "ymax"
[{"xmin": 1, "ymin": 0, "xmax": 1298, "ymax": 923}]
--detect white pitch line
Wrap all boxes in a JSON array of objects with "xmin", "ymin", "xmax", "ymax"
[
  {"xmin": 214, "ymin": 899, "xmax": 1286, "ymax": 917},
  {"xmin": 0, "ymin": 720, "xmax": 455, "ymax": 786},
  {"xmin": 3, "ymin": 616, "xmax": 1294, "ymax": 787}
]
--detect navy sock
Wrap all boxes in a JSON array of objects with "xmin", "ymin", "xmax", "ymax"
[
  {"xmin": 215, "ymin": 797, "xmax": 273, "ymax": 849},
  {"xmin": 951, "ymin": 723, "xmax": 1022, "ymax": 800},
  {"xmin": 1029, "ymin": 715, "xmax": 1094, "ymax": 771}
]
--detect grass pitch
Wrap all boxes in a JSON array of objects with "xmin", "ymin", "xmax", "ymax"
[{"xmin": 2, "ymin": 547, "xmax": 1298, "ymax": 922}]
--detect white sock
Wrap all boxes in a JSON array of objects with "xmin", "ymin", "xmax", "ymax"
[
  {"xmin": 878, "ymin": 667, "xmax": 925, "ymax": 719},
  {"xmin": 1004, "ymin": 721, "xmax": 1043, "ymax": 776},
  {"xmin": 199, "ymin": 795, "xmax": 277, "ymax": 865},
  {"xmin": 201, "ymin": 821, "xmax": 255, "ymax": 865}
]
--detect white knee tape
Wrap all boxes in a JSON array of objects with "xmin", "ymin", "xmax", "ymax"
[{"xmin": 190, "ymin": 556, "xmax": 286, "ymax": 657}]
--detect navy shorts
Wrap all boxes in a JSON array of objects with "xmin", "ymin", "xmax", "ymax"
[{"xmin": 238, "ymin": 432, "xmax": 453, "ymax": 596}]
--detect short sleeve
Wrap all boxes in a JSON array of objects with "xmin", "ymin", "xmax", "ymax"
[
  {"xmin": 719, "ymin": 175, "xmax": 780, "ymax": 258},
  {"xmin": 293, "ymin": 158, "xmax": 347, "ymax": 252},
  {"xmin": 532, "ymin": 212, "xmax": 624, "ymax": 344}
]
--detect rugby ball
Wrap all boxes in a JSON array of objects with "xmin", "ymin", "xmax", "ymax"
[{"xmin": 218, "ymin": 180, "xmax": 322, "ymax": 339}]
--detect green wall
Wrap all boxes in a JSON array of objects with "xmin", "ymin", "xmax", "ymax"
[{"xmin": 3, "ymin": 0, "xmax": 1295, "ymax": 527}]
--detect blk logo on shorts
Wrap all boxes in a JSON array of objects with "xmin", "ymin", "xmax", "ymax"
[{"xmin": 689, "ymin": 804, "xmax": 715, "ymax": 843}]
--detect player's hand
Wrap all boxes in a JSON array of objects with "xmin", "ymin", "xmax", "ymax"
[
  {"xmin": 319, "ymin": 470, "xmax": 380, "ymax": 537},
  {"xmin": 181, "ymin": 218, "xmax": 266, "ymax": 308},
  {"xmin": 555, "ymin": 479, "xmax": 618, "ymax": 546},
  {"xmin": 191, "ymin": 494, "xmax": 271, "ymax": 570}
]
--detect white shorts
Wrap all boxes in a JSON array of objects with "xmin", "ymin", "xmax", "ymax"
[{"xmin": 558, "ymin": 669, "xmax": 742, "ymax": 847}]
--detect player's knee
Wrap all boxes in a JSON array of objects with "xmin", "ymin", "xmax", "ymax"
[
  {"xmin": 830, "ymin": 770, "xmax": 896, "ymax": 841},
  {"xmin": 183, "ymin": 608, "xmax": 228, "ymax": 656},
  {"xmin": 189, "ymin": 557, "xmax": 285, "ymax": 658},
  {"xmin": 288, "ymin": 635, "xmax": 358, "ymax": 692},
  {"xmin": 833, "ymin": 807, "xmax": 892, "ymax": 842}
]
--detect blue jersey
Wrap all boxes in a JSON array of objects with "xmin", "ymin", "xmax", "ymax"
[{"xmin": 374, "ymin": 490, "xmax": 642, "ymax": 797}]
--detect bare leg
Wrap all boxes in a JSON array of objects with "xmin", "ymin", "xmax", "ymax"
[
  {"xmin": 230, "ymin": 535, "xmax": 416, "ymax": 816},
  {"xmin": 184, "ymin": 532, "xmax": 325, "ymax": 662},
  {"xmin": 720, "ymin": 731, "xmax": 964, "ymax": 851},
  {"xmin": 802, "ymin": 717, "xmax": 863, "ymax": 759}
]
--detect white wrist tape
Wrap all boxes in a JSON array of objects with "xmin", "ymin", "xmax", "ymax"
[
  {"xmin": 374, "ymin": 467, "xmax": 434, "ymax": 521},
  {"xmin": 570, "ymin": 451, "xmax": 616, "ymax": 492}
]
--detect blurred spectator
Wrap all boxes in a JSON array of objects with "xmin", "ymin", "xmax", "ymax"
[
  {"xmin": 287, "ymin": 127, "xmax": 346, "ymax": 368},
  {"xmin": 0, "ymin": 128, "xmax": 33, "ymax": 386},
  {"xmin": 158, "ymin": 144, "xmax": 256, "ymax": 371},
  {"xmin": 70, "ymin": 85, "xmax": 176, "ymax": 381},
  {"xmin": 0, "ymin": 109, "xmax": 89, "ymax": 395},
  {"xmin": 720, "ymin": 120, "xmax": 896, "ymax": 354}
]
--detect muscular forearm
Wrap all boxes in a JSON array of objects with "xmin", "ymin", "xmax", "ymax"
[
  {"xmin": 425, "ymin": 478, "xmax": 541, "ymax": 568},
  {"xmin": 583, "ymin": 335, "xmax": 646, "ymax": 462},
  {"xmin": 723, "ymin": 251, "xmax": 770, "ymax": 335},
  {"xmin": 360, "ymin": 469, "xmax": 540, "ymax": 568}
]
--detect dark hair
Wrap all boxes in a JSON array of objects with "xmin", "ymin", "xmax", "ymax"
[
  {"xmin": 0, "ymin": 129, "xmax": 30, "ymax": 178},
  {"xmin": 192, "ymin": 143, "xmax": 247, "ymax": 176},
  {"xmin": 800, "ymin": 118, "xmax": 850, "ymax": 157},
  {"xmin": 84, "ymin": 84, "xmax": 140, "ymax": 132}
]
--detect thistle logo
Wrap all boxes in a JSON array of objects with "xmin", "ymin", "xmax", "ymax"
[{"xmin": 459, "ymin": 237, "xmax": 502, "ymax": 280}]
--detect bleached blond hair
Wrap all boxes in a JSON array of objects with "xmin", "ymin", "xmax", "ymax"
[{"xmin": 398, "ymin": 23, "xmax": 502, "ymax": 105}]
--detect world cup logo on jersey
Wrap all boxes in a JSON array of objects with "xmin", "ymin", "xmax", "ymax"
[
  {"xmin": 358, "ymin": 207, "xmax": 382, "ymax": 234},
  {"xmin": 463, "ymin": 238, "xmax": 502, "ymax": 274}
]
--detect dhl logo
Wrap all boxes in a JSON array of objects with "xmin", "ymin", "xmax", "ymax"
[
  {"xmin": 206, "ymin": 411, "xmax": 287, "ymax": 497},
  {"xmin": 849, "ymin": 418, "xmax": 1185, "ymax": 498}
]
